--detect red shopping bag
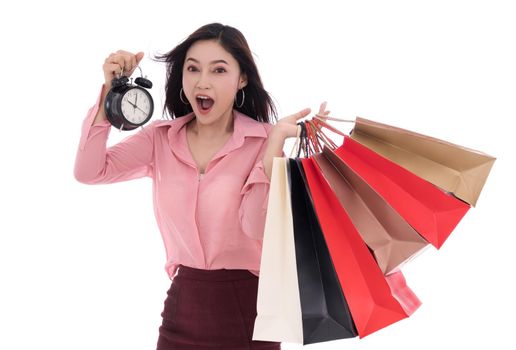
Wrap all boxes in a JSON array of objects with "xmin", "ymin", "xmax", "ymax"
[
  {"xmin": 333, "ymin": 136, "xmax": 470, "ymax": 248},
  {"xmin": 301, "ymin": 157, "xmax": 408, "ymax": 338}
]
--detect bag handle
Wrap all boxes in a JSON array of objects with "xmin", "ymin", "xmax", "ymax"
[{"xmin": 290, "ymin": 113, "xmax": 355, "ymax": 157}]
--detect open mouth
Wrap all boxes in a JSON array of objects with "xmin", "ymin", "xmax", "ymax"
[{"xmin": 196, "ymin": 95, "xmax": 214, "ymax": 113}]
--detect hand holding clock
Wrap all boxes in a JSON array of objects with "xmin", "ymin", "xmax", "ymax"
[
  {"xmin": 95, "ymin": 49, "xmax": 154, "ymax": 130},
  {"xmin": 94, "ymin": 50, "xmax": 145, "ymax": 125},
  {"xmin": 102, "ymin": 50, "xmax": 145, "ymax": 87}
]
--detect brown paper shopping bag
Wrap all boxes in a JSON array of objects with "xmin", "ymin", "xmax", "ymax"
[{"xmin": 350, "ymin": 117, "xmax": 496, "ymax": 206}]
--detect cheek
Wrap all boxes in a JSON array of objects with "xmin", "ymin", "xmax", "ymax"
[
  {"xmin": 215, "ymin": 78, "xmax": 239, "ymax": 103},
  {"xmin": 182, "ymin": 75, "xmax": 194, "ymax": 91}
]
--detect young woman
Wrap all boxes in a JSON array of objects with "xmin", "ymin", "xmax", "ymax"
[{"xmin": 74, "ymin": 23, "xmax": 328, "ymax": 349}]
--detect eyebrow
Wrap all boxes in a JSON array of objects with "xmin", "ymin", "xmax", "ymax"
[{"xmin": 186, "ymin": 57, "xmax": 229, "ymax": 65}]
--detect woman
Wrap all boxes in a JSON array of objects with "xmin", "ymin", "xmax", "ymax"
[{"xmin": 74, "ymin": 23, "xmax": 328, "ymax": 349}]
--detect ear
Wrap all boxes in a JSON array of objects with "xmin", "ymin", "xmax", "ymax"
[{"xmin": 239, "ymin": 73, "xmax": 248, "ymax": 89}]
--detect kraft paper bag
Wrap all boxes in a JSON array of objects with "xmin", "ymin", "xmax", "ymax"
[
  {"xmin": 252, "ymin": 157, "xmax": 303, "ymax": 343},
  {"xmin": 350, "ymin": 117, "xmax": 496, "ymax": 206},
  {"xmin": 313, "ymin": 149, "xmax": 429, "ymax": 274}
]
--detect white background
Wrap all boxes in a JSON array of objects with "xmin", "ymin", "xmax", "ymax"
[{"xmin": 1, "ymin": 0, "xmax": 514, "ymax": 349}]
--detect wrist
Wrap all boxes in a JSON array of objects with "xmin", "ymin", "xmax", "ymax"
[{"xmin": 270, "ymin": 124, "xmax": 288, "ymax": 141}]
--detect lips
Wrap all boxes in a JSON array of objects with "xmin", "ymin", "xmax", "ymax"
[{"xmin": 196, "ymin": 95, "xmax": 214, "ymax": 113}]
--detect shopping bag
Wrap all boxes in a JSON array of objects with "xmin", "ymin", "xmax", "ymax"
[
  {"xmin": 385, "ymin": 271, "xmax": 422, "ymax": 316},
  {"xmin": 333, "ymin": 136, "xmax": 470, "ymax": 249},
  {"xmin": 312, "ymin": 149, "xmax": 429, "ymax": 274},
  {"xmin": 289, "ymin": 158, "xmax": 358, "ymax": 344},
  {"xmin": 301, "ymin": 156, "xmax": 408, "ymax": 338},
  {"xmin": 350, "ymin": 117, "xmax": 496, "ymax": 206},
  {"xmin": 252, "ymin": 157, "xmax": 303, "ymax": 343}
]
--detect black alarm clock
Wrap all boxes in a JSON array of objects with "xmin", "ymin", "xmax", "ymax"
[{"xmin": 104, "ymin": 66, "xmax": 154, "ymax": 130}]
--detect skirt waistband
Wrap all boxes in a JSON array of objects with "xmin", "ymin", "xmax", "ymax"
[{"xmin": 175, "ymin": 264, "xmax": 257, "ymax": 282}]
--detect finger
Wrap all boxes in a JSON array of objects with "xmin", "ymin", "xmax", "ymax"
[
  {"xmin": 110, "ymin": 51, "xmax": 137, "ymax": 75},
  {"xmin": 104, "ymin": 62, "xmax": 123, "ymax": 76},
  {"xmin": 116, "ymin": 49, "xmax": 134, "ymax": 55},
  {"xmin": 316, "ymin": 110, "xmax": 331, "ymax": 118},
  {"xmin": 126, "ymin": 52, "xmax": 145, "ymax": 76},
  {"xmin": 120, "ymin": 55, "xmax": 134, "ymax": 75},
  {"xmin": 106, "ymin": 54, "xmax": 126, "ymax": 72},
  {"xmin": 130, "ymin": 52, "xmax": 143, "ymax": 73},
  {"xmin": 135, "ymin": 52, "xmax": 145, "ymax": 65},
  {"xmin": 116, "ymin": 49, "xmax": 137, "ymax": 65},
  {"xmin": 126, "ymin": 52, "xmax": 145, "ymax": 75},
  {"xmin": 285, "ymin": 108, "xmax": 311, "ymax": 122},
  {"xmin": 318, "ymin": 101, "xmax": 327, "ymax": 115}
]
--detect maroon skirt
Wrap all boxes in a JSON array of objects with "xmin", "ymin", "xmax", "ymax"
[{"xmin": 156, "ymin": 264, "xmax": 282, "ymax": 350}]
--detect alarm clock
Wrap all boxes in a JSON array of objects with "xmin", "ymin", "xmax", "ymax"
[{"xmin": 104, "ymin": 66, "xmax": 154, "ymax": 130}]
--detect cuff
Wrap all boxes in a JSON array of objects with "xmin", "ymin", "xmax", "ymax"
[
  {"xmin": 79, "ymin": 84, "xmax": 111, "ymax": 150},
  {"xmin": 240, "ymin": 160, "xmax": 270, "ymax": 195}
]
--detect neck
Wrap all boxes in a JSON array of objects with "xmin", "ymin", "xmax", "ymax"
[{"xmin": 189, "ymin": 109, "xmax": 234, "ymax": 139}]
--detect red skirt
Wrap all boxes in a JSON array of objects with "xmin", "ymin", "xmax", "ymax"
[{"xmin": 156, "ymin": 264, "xmax": 282, "ymax": 350}]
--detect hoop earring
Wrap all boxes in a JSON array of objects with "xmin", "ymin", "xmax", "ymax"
[
  {"xmin": 180, "ymin": 88, "xmax": 189, "ymax": 105},
  {"xmin": 235, "ymin": 89, "xmax": 245, "ymax": 108}
]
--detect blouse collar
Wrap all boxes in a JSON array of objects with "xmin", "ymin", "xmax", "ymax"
[{"xmin": 155, "ymin": 110, "xmax": 269, "ymax": 169}]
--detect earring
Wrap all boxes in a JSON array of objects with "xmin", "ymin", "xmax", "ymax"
[
  {"xmin": 235, "ymin": 88, "xmax": 245, "ymax": 108},
  {"xmin": 180, "ymin": 88, "xmax": 189, "ymax": 105}
]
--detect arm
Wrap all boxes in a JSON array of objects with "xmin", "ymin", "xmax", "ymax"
[
  {"xmin": 239, "ymin": 110, "xmax": 310, "ymax": 240},
  {"xmin": 73, "ymin": 85, "xmax": 154, "ymax": 184},
  {"xmin": 239, "ymin": 103, "xmax": 331, "ymax": 239},
  {"xmin": 239, "ymin": 159, "xmax": 270, "ymax": 240},
  {"xmin": 74, "ymin": 50, "xmax": 152, "ymax": 184}
]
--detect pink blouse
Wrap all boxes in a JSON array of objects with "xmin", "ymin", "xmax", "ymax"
[{"xmin": 74, "ymin": 87, "xmax": 273, "ymax": 280}]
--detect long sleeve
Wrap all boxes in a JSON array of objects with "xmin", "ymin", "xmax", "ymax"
[
  {"xmin": 73, "ymin": 86, "xmax": 154, "ymax": 184},
  {"xmin": 239, "ymin": 160, "xmax": 271, "ymax": 240}
]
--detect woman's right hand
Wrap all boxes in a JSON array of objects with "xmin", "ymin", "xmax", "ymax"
[
  {"xmin": 92, "ymin": 50, "xmax": 144, "ymax": 125},
  {"xmin": 102, "ymin": 50, "xmax": 145, "ymax": 87}
]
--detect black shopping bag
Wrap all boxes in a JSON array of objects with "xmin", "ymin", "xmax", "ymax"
[{"xmin": 289, "ymin": 158, "xmax": 358, "ymax": 344}]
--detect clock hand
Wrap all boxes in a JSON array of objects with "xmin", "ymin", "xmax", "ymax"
[
  {"xmin": 130, "ymin": 95, "xmax": 137, "ymax": 112},
  {"xmin": 135, "ymin": 105, "xmax": 148, "ymax": 116}
]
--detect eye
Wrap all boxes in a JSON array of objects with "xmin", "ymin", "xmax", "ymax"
[
  {"xmin": 214, "ymin": 67, "xmax": 226, "ymax": 73},
  {"xmin": 186, "ymin": 65, "xmax": 199, "ymax": 72}
]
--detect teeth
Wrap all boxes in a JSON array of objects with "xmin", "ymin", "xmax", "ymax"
[{"xmin": 197, "ymin": 95, "xmax": 210, "ymax": 100}]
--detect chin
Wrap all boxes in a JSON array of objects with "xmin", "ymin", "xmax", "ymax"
[{"xmin": 195, "ymin": 106, "xmax": 231, "ymax": 122}]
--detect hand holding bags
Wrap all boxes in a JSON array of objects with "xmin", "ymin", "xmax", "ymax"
[{"xmin": 253, "ymin": 113, "xmax": 494, "ymax": 345}]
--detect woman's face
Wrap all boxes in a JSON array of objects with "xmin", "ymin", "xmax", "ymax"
[{"xmin": 182, "ymin": 40, "xmax": 247, "ymax": 126}]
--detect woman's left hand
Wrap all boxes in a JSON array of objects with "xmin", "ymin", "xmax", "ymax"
[
  {"xmin": 272, "ymin": 102, "xmax": 331, "ymax": 140},
  {"xmin": 262, "ymin": 102, "xmax": 331, "ymax": 180}
]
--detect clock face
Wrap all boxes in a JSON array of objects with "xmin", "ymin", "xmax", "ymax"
[{"xmin": 120, "ymin": 88, "xmax": 153, "ymax": 125}]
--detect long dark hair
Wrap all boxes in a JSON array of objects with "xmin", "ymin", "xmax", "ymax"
[{"xmin": 154, "ymin": 23, "xmax": 277, "ymax": 123}]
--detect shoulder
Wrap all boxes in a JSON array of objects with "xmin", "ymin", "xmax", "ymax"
[
  {"xmin": 147, "ymin": 118, "xmax": 185, "ymax": 129},
  {"xmin": 235, "ymin": 110, "xmax": 275, "ymax": 138},
  {"xmin": 144, "ymin": 113, "xmax": 194, "ymax": 134}
]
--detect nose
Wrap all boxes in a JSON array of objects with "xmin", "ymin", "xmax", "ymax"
[{"xmin": 196, "ymin": 70, "xmax": 211, "ymax": 89}]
